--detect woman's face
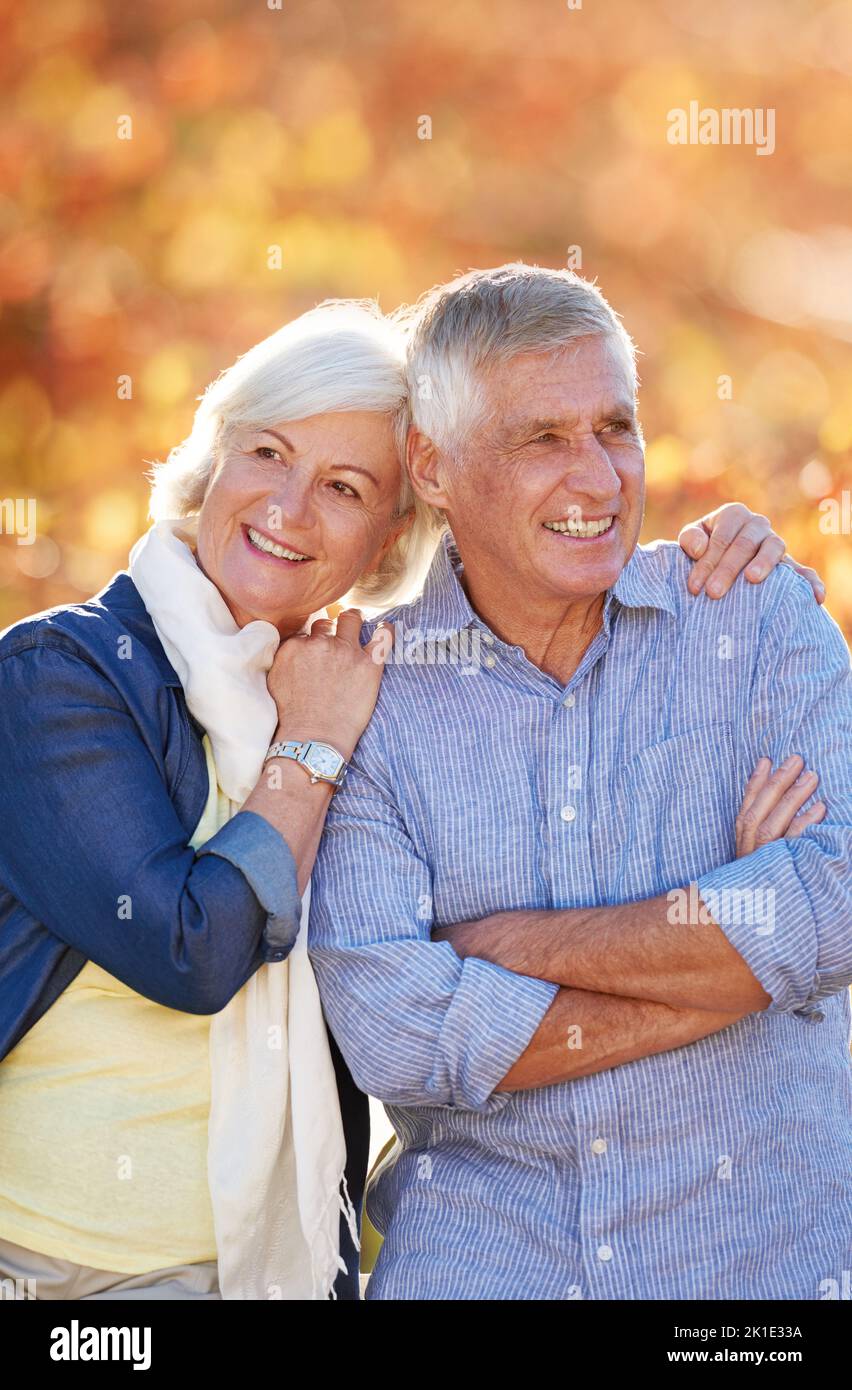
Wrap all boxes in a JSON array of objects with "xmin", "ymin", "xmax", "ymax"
[{"xmin": 196, "ymin": 410, "xmax": 405, "ymax": 634}]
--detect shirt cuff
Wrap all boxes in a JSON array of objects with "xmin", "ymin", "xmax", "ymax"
[
  {"xmin": 430, "ymin": 956, "xmax": 559, "ymax": 1111},
  {"xmin": 197, "ymin": 810, "xmax": 302, "ymax": 961},
  {"xmin": 696, "ymin": 841, "xmax": 818, "ymax": 1015}
]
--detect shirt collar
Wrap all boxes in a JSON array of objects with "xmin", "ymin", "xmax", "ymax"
[
  {"xmin": 414, "ymin": 531, "xmax": 481, "ymax": 639},
  {"xmin": 415, "ymin": 531, "xmax": 677, "ymax": 641},
  {"xmin": 610, "ymin": 541, "xmax": 678, "ymax": 617}
]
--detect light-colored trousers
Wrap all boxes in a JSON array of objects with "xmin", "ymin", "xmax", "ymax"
[{"xmin": 0, "ymin": 1235, "xmax": 220, "ymax": 1300}]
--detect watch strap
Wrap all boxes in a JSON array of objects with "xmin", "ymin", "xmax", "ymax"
[{"xmin": 264, "ymin": 739, "xmax": 348, "ymax": 787}]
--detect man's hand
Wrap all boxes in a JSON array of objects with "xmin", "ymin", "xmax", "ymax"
[
  {"xmin": 735, "ymin": 754, "xmax": 826, "ymax": 857},
  {"xmin": 678, "ymin": 502, "xmax": 825, "ymax": 602}
]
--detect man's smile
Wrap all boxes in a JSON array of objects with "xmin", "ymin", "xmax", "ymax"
[{"xmin": 542, "ymin": 514, "xmax": 615, "ymax": 539}]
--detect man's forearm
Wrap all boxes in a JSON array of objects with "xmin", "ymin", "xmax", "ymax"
[
  {"xmin": 496, "ymin": 986, "xmax": 747, "ymax": 1091},
  {"xmin": 436, "ymin": 892, "xmax": 770, "ymax": 1013}
]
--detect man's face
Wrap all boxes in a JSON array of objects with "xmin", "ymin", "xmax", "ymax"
[{"xmin": 440, "ymin": 335, "xmax": 645, "ymax": 610}]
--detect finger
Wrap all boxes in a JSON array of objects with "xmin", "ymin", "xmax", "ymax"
[
  {"xmin": 736, "ymin": 755, "xmax": 782, "ymax": 858},
  {"xmin": 365, "ymin": 622, "xmax": 393, "ymax": 666},
  {"xmin": 334, "ymin": 608, "xmax": 365, "ymax": 646},
  {"xmin": 746, "ymin": 755, "xmax": 804, "ymax": 814},
  {"xmin": 785, "ymin": 801, "xmax": 827, "ymax": 838},
  {"xmin": 739, "ymin": 756, "xmax": 806, "ymax": 828},
  {"xmin": 743, "ymin": 534, "xmax": 786, "ymax": 584},
  {"xmin": 738, "ymin": 757, "xmax": 772, "ymax": 816},
  {"xmin": 753, "ymin": 768, "xmax": 819, "ymax": 841},
  {"xmin": 703, "ymin": 520, "xmax": 773, "ymax": 598},
  {"xmin": 736, "ymin": 814, "xmax": 756, "ymax": 859},
  {"xmin": 309, "ymin": 617, "xmax": 335, "ymax": 638},
  {"xmin": 686, "ymin": 507, "xmax": 750, "ymax": 595},
  {"xmin": 787, "ymin": 559, "xmax": 826, "ymax": 604},
  {"xmin": 678, "ymin": 522, "xmax": 710, "ymax": 560}
]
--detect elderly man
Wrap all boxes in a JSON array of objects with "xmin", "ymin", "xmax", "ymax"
[{"xmin": 308, "ymin": 264, "xmax": 852, "ymax": 1300}]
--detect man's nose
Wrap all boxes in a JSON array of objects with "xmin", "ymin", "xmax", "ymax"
[{"xmin": 564, "ymin": 435, "xmax": 622, "ymax": 500}]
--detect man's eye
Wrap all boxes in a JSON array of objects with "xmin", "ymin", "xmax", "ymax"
[
  {"xmin": 532, "ymin": 432, "xmax": 559, "ymax": 444},
  {"xmin": 603, "ymin": 420, "xmax": 631, "ymax": 434}
]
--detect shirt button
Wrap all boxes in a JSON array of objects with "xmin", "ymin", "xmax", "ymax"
[
  {"xmin": 481, "ymin": 632, "xmax": 494, "ymax": 645},
  {"xmin": 597, "ymin": 1244, "xmax": 613, "ymax": 1262},
  {"xmin": 807, "ymin": 1011, "xmax": 825, "ymax": 1023},
  {"xmin": 562, "ymin": 693, "xmax": 576, "ymax": 708},
  {"xmin": 591, "ymin": 1137, "xmax": 607, "ymax": 1155},
  {"xmin": 483, "ymin": 653, "xmax": 496, "ymax": 669},
  {"xmin": 560, "ymin": 805, "xmax": 576, "ymax": 822}
]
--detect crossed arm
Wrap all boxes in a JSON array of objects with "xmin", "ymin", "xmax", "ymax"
[
  {"xmin": 308, "ymin": 757, "xmax": 820, "ymax": 1104},
  {"xmin": 430, "ymin": 900, "xmax": 761, "ymax": 1095},
  {"xmin": 435, "ymin": 892, "xmax": 769, "ymax": 1016},
  {"xmin": 436, "ymin": 901, "xmax": 762, "ymax": 1093},
  {"xmin": 310, "ymin": 574, "xmax": 851, "ymax": 1106},
  {"xmin": 432, "ymin": 879, "xmax": 771, "ymax": 1093},
  {"xmin": 437, "ymin": 595, "xmax": 852, "ymax": 1093},
  {"xmin": 495, "ymin": 990, "xmax": 748, "ymax": 1091}
]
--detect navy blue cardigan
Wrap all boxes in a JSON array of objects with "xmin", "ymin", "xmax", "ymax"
[{"xmin": 0, "ymin": 571, "xmax": 368, "ymax": 1296}]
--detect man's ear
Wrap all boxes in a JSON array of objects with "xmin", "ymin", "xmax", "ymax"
[{"xmin": 407, "ymin": 427, "xmax": 452, "ymax": 510}]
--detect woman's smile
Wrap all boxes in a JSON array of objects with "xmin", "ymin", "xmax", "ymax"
[{"xmin": 242, "ymin": 522, "xmax": 314, "ymax": 566}]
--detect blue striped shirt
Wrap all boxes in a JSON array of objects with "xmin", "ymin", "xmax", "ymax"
[{"xmin": 309, "ymin": 532, "xmax": 852, "ymax": 1300}]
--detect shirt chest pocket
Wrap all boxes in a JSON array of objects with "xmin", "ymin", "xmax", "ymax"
[{"xmin": 606, "ymin": 721, "xmax": 740, "ymax": 902}]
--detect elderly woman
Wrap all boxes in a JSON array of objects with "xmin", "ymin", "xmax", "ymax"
[{"xmin": 0, "ymin": 298, "xmax": 821, "ymax": 1302}]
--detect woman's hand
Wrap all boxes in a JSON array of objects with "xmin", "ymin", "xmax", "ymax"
[
  {"xmin": 267, "ymin": 609, "xmax": 389, "ymax": 760},
  {"xmin": 678, "ymin": 503, "xmax": 825, "ymax": 603},
  {"xmin": 735, "ymin": 754, "xmax": 827, "ymax": 858},
  {"xmin": 245, "ymin": 610, "xmax": 390, "ymax": 893}
]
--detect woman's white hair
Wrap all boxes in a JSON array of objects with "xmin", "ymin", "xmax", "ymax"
[
  {"xmin": 147, "ymin": 299, "xmax": 442, "ymax": 610},
  {"xmin": 149, "ymin": 269, "xmax": 637, "ymax": 612}
]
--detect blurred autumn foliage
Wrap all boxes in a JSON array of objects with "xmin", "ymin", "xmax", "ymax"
[{"xmin": 0, "ymin": 0, "xmax": 850, "ymax": 634}]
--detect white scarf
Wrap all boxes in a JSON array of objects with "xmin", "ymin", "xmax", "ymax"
[{"xmin": 128, "ymin": 516, "xmax": 356, "ymax": 1300}]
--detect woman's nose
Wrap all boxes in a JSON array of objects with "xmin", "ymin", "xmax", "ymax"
[{"xmin": 265, "ymin": 476, "xmax": 316, "ymax": 532}]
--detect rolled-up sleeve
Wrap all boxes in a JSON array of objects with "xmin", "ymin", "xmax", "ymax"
[
  {"xmin": 697, "ymin": 578, "xmax": 852, "ymax": 1015},
  {"xmin": 198, "ymin": 810, "xmax": 301, "ymax": 961},
  {"xmin": 0, "ymin": 643, "xmax": 300, "ymax": 1012},
  {"xmin": 308, "ymin": 732, "xmax": 557, "ymax": 1112}
]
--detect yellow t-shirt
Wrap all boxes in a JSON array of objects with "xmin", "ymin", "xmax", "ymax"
[{"xmin": 0, "ymin": 735, "xmax": 232, "ymax": 1274}]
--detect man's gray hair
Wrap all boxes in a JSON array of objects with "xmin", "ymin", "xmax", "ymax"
[
  {"xmin": 147, "ymin": 299, "xmax": 438, "ymax": 609},
  {"xmin": 399, "ymin": 262, "xmax": 638, "ymax": 457}
]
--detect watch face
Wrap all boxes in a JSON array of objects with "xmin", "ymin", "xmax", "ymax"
[{"xmin": 307, "ymin": 744, "xmax": 342, "ymax": 777}]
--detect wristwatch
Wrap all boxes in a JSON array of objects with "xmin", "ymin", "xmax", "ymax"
[{"xmin": 264, "ymin": 739, "xmax": 348, "ymax": 788}]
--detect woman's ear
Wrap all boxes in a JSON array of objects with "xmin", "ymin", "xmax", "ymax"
[{"xmin": 359, "ymin": 507, "xmax": 414, "ymax": 578}]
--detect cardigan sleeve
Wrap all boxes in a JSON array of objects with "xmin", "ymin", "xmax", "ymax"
[{"xmin": 0, "ymin": 641, "xmax": 301, "ymax": 1013}]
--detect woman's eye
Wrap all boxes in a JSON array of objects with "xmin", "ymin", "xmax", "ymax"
[
  {"xmin": 329, "ymin": 480, "xmax": 359, "ymax": 498},
  {"xmin": 254, "ymin": 445, "xmax": 282, "ymax": 460}
]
